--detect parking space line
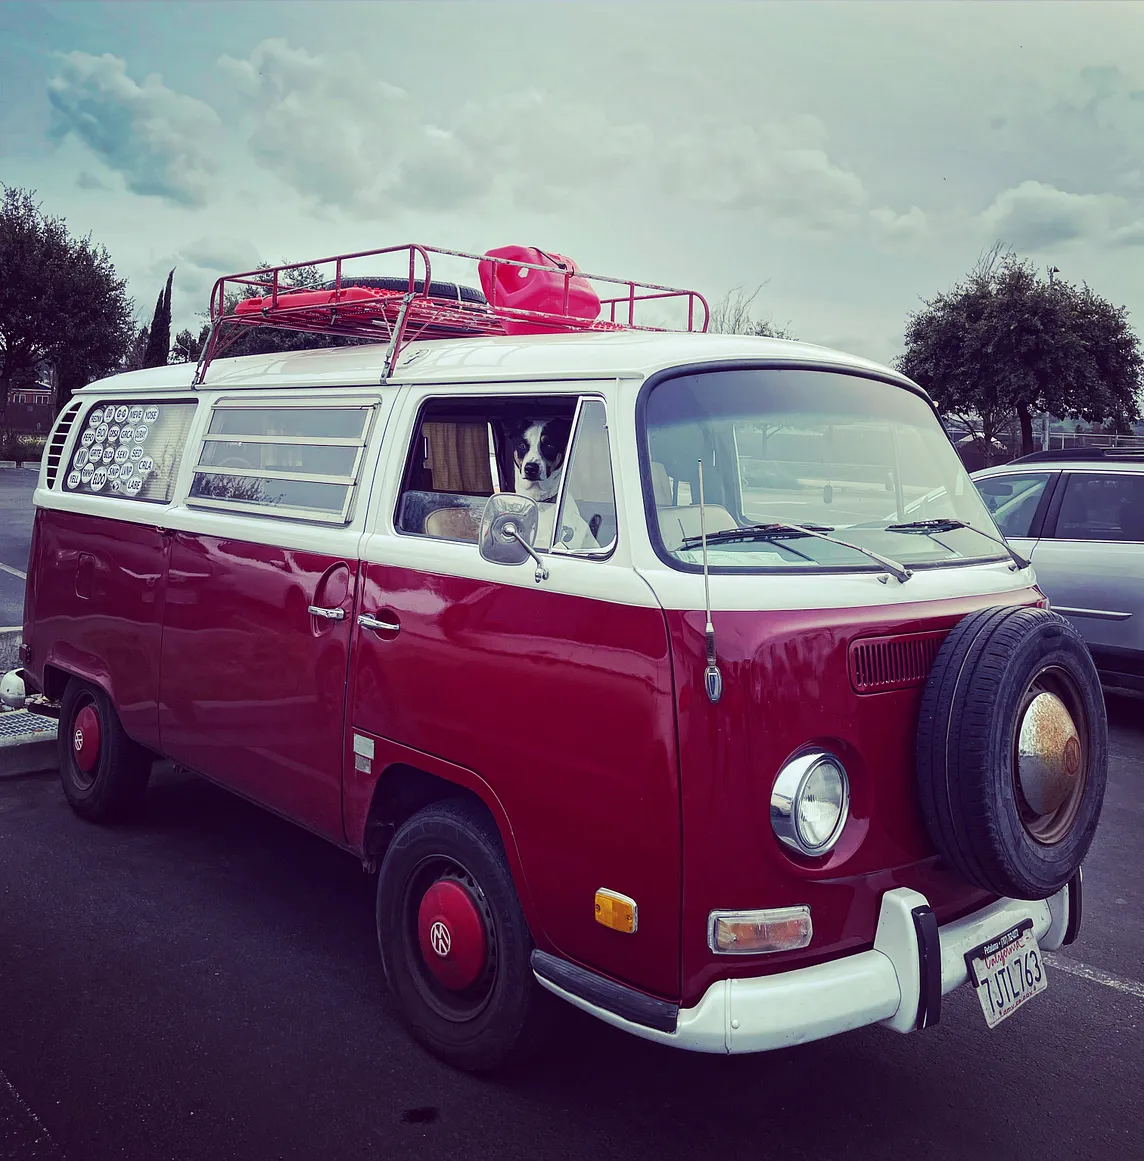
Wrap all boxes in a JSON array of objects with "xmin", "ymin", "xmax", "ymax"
[
  {"xmin": 1044, "ymin": 953, "xmax": 1144, "ymax": 1000},
  {"xmin": 0, "ymin": 561, "xmax": 27, "ymax": 581},
  {"xmin": 1, "ymin": 1065, "xmax": 64, "ymax": 1158},
  {"xmin": 0, "ymin": 626, "xmax": 21, "ymax": 633}
]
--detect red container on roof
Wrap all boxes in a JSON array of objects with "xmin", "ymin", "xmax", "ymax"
[{"xmin": 478, "ymin": 245, "xmax": 601, "ymax": 335}]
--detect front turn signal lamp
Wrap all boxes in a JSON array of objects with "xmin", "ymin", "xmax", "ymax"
[{"xmin": 708, "ymin": 906, "xmax": 813, "ymax": 954}]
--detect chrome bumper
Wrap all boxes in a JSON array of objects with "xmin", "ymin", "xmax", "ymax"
[{"xmin": 534, "ymin": 882, "xmax": 1075, "ymax": 1054}]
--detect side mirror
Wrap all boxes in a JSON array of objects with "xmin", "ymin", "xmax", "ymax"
[{"xmin": 479, "ymin": 494, "xmax": 549, "ymax": 582}]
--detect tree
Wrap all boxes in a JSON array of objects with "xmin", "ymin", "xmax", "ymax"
[
  {"xmin": 0, "ymin": 186, "xmax": 135, "ymax": 413},
  {"xmin": 172, "ymin": 323, "xmax": 211, "ymax": 364},
  {"xmin": 710, "ymin": 286, "xmax": 796, "ymax": 339},
  {"xmin": 141, "ymin": 268, "xmax": 174, "ymax": 368},
  {"xmin": 898, "ymin": 247, "xmax": 1143, "ymax": 461}
]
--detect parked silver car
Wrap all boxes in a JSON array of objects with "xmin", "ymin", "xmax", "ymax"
[{"xmin": 973, "ymin": 450, "xmax": 1144, "ymax": 693}]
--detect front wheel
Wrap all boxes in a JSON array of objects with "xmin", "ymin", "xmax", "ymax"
[
  {"xmin": 58, "ymin": 679, "xmax": 152, "ymax": 822},
  {"xmin": 376, "ymin": 800, "xmax": 549, "ymax": 1071}
]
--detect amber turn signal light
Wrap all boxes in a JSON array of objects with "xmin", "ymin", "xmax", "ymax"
[
  {"xmin": 708, "ymin": 906, "xmax": 812, "ymax": 954},
  {"xmin": 594, "ymin": 889, "xmax": 638, "ymax": 934}
]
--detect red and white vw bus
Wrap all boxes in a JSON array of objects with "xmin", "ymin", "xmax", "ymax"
[{"xmin": 6, "ymin": 245, "xmax": 1106, "ymax": 1070}]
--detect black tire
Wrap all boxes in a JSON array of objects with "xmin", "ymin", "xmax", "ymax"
[
  {"xmin": 321, "ymin": 276, "xmax": 487, "ymax": 305},
  {"xmin": 58, "ymin": 679, "xmax": 153, "ymax": 822},
  {"xmin": 376, "ymin": 799, "xmax": 549, "ymax": 1071},
  {"xmin": 916, "ymin": 606, "xmax": 1107, "ymax": 899}
]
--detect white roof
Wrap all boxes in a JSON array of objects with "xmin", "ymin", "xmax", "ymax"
[{"xmin": 77, "ymin": 329, "xmax": 919, "ymax": 395}]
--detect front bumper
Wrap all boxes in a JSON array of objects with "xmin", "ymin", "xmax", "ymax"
[{"xmin": 534, "ymin": 881, "xmax": 1076, "ymax": 1054}]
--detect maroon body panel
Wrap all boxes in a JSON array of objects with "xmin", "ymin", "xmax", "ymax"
[
  {"xmin": 158, "ymin": 532, "xmax": 356, "ymax": 843},
  {"xmin": 26, "ymin": 509, "xmax": 169, "ymax": 750},
  {"xmin": 348, "ymin": 564, "xmax": 681, "ymax": 998},
  {"xmin": 670, "ymin": 589, "xmax": 1039, "ymax": 1008}
]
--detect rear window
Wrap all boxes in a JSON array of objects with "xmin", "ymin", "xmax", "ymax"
[
  {"xmin": 187, "ymin": 401, "xmax": 375, "ymax": 523},
  {"xmin": 64, "ymin": 400, "xmax": 196, "ymax": 503}
]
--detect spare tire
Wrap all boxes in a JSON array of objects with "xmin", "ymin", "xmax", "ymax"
[{"xmin": 916, "ymin": 605, "xmax": 1107, "ymax": 900}]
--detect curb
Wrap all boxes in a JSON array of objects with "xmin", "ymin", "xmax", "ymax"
[
  {"xmin": 0, "ymin": 629, "xmax": 21, "ymax": 672},
  {"xmin": 0, "ymin": 710, "xmax": 58, "ymax": 778}
]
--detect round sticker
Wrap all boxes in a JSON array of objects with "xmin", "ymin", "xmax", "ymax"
[
  {"xmin": 73, "ymin": 449, "xmax": 88, "ymax": 470},
  {"xmin": 130, "ymin": 446, "xmax": 144, "ymax": 461},
  {"xmin": 119, "ymin": 427, "xmax": 133, "ymax": 445},
  {"xmin": 109, "ymin": 479, "xmax": 122, "ymax": 493},
  {"xmin": 107, "ymin": 425, "xmax": 119, "ymax": 444},
  {"xmin": 101, "ymin": 447, "xmax": 115, "ymax": 465},
  {"xmin": 134, "ymin": 425, "xmax": 149, "ymax": 442},
  {"xmin": 124, "ymin": 474, "xmax": 144, "ymax": 496},
  {"xmin": 144, "ymin": 406, "xmax": 160, "ymax": 423},
  {"xmin": 115, "ymin": 446, "xmax": 130, "ymax": 463},
  {"xmin": 106, "ymin": 465, "xmax": 120, "ymax": 481},
  {"xmin": 80, "ymin": 464, "xmax": 95, "ymax": 484},
  {"xmin": 66, "ymin": 471, "xmax": 81, "ymax": 489},
  {"xmin": 129, "ymin": 406, "xmax": 144, "ymax": 423},
  {"xmin": 90, "ymin": 467, "xmax": 107, "ymax": 491},
  {"xmin": 89, "ymin": 444, "xmax": 104, "ymax": 462},
  {"xmin": 81, "ymin": 430, "xmax": 95, "ymax": 447},
  {"xmin": 139, "ymin": 456, "xmax": 155, "ymax": 474},
  {"xmin": 88, "ymin": 408, "xmax": 104, "ymax": 426},
  {"xmin": 114, "ymin": 405, "xmax": 129, "ymax": 423},
  {"xmin": 96, "ymin": 423, "xmax": 108, "ymax": 441}
]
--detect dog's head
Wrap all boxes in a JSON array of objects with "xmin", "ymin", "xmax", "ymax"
[{"xmin": 507, "ymin": 417, "xmax": 572, "ymax": 501}]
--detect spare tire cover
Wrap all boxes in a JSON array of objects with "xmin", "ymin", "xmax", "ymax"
[{"xmin": 916, "ymin": 605, "xmax": 1107, "ymax": 900}]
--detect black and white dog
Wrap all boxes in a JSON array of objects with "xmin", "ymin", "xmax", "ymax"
[{"xmin": 506, "ymin": 417, "xmax": 572, "ymax": 503}]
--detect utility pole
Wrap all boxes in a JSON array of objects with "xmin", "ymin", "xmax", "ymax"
[{"xmin": 1048, "ymin": 265, "xmax": 1059, "ymax": 286}]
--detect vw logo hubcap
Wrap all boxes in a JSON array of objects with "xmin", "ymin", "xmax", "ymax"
[{"xmin": 429, "ymin": 920, "xmax": 451, "ymax": 957}]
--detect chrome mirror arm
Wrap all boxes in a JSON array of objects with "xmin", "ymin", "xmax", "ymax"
[{"xmin": 503, "ymin": 521, "xmax": 549, "ymax": 583}]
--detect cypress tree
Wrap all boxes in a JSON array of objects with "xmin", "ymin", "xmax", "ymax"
[{"xmin": 141, "ymin": 268, "xmax": 174, "ymax": 368}]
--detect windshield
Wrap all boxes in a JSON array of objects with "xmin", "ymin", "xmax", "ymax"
[{"xmin": 643, "ymin": 367, "xmax": 1007, "ymax": 571}]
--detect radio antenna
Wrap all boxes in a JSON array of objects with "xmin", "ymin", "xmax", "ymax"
[{"xmin": 697, "ymin": 459, "xmax": 723, "ymax": 704}]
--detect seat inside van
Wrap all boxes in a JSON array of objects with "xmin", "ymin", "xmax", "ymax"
[{"xmin": 651, "ymin": 460, "xmax": 736, "ymax": 552}]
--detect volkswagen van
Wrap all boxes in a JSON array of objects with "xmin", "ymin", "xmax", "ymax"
[{"xmin": 5, "ymin": 245, "xmax": 1106, "ymax": 1070}]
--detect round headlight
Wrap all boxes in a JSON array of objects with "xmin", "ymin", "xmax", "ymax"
[{"xmin": 771, "ymin": 752, "xmax": 850, "ymax": 857}]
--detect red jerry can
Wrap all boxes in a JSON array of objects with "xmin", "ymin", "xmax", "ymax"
[{"xmin": 478, "ymin": 245, "xmax": 601, "ymax": 334}]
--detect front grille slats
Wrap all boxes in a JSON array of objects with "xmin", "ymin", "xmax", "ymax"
[{"xmin": 848, "ymin": 630, "xmax": 946, "ymax": 694}]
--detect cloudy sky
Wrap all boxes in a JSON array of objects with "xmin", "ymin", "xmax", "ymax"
[{"xmin": 2, "ymin": 0, "xmax": 1143, "ymax": 365}]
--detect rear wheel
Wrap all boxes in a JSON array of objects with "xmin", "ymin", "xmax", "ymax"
[
  {"xmin": 58, "ymin": 679, "xmax": 152, "ymax": 822},
  {"xmin": 376, "ymin": 800, "xmax": 548, "ymax": 1071}
]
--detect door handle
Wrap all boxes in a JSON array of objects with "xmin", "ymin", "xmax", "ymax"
[
  {"xmin": 358, "ymin": 612, "xmax": 400, "ymax": 633},
  {"xmin": 308, "ymin": 605, "xmax": 346, "ymax": 621}
]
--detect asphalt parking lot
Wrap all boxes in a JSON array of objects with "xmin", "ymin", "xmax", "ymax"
[
  {"xmin": 0, "ymin": 468, "xmax": 36, "ymax": 629},
  {"xmin": 1, "ymin": 699, "xmax": 1141, "ymax": 1161}
]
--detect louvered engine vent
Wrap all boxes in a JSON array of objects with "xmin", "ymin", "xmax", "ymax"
[
  {"xmin": 44, "ymin": 399, "xmax": 82, "ymax": 488},
  {"xmin": 848, "ymin": 630, "xmax": 947, "ymax": 694}
]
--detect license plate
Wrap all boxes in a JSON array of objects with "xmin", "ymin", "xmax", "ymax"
[{"xmin": 965, "ymin": 919, "xmax": 1048, "ymax": 1029}]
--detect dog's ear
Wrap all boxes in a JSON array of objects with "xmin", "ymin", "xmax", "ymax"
[{"xmin": 542, "ymin": 417, "xmax": 573, "ymax": 459}]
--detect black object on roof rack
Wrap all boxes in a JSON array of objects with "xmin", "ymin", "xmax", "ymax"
[
  {"xmin": 191, "ymin": 243, "xmax": 711, "ymax": 387},
  {"xmin": 1011, "ymin": 447, "xmax": 1144, "ymax": 464}
]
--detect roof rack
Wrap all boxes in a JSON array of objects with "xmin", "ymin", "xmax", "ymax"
[
  {"xmin": 1011, "ymin": 447, "xmax": 1144, "ymax": 464},
  {"xmin": 192, "ymin": 243, "xmax": 710, "ymax": 386}
]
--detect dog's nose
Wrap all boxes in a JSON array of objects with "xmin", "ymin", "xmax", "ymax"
[{"xmin": 523, "ymin": 462, "xmax": 541, "ymax": 480}]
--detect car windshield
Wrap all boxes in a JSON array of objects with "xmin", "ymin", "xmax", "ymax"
[{"xmin": 643, "ymin": 367, "xmax": 1008, "ymax": 571}]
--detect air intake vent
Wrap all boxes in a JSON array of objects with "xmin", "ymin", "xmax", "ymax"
[
  {"xmin": 44, "ymin": 400, "xmax": 82, "ymax": 488},
  {"xmin": 848, "ymin": 630, "xmax": 947, "ymax": 694}
]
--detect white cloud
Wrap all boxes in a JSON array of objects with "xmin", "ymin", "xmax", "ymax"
[
  {"xmin": 870, "ymin": 205, "xmax": 929, "ymax": 241},
  {"xmin": 47, "ymin": 52, "xmax": 220, "ymax": 206},
  {"xmin": 1111, "ymin": 221, "xmax": 1144, "ymax": 247},
  {"xmin": 979, "ymin": 180, "xmax": 1124, "ymax": 250}
]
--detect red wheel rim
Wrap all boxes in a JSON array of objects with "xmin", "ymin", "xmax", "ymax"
[
  {"xmin": 416, "ymin": 878, "xmax": 489, "ymax": 992},
  {"xmin": 73, "ymin": 704, "xmax": 101, "ymax": 774}
]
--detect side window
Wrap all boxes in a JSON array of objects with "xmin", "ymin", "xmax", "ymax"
[
  {"xmin": 188, "ymin": 403, "xmax": 374, "ymax": 523},
  {"xmin": 974, "ymin": 472, "xmax": 1052, "ymax": 539},
  {"xmin": 552, "ymin": 399, "xmax": 617, "ymax": 555},
  {"xmin": 1052, "ymin": 473, "xmax": 1144, "ymax": 542},
  {"xmin": 64, "ymin": 400, "xmax": 196, "ymax": 502},
  {"xmin": 395, "ymin": 397, "xmax": 578, "ymax": 545}
]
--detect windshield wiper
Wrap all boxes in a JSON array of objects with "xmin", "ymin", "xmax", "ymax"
[
  {"xmin": 883, "ymin": 519, "xmax": 1030, "ymax": 570},
  {"xmin": 682, "ymin": 522, "xmax": 912, "ymax": 583}
]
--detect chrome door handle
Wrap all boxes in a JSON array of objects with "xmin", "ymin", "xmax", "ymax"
[
  {"xmin": 358, "ymin": 613, "xmax": 400, "ymax": 633},
  {"xmin": 308, "ymin": 605, "xmax": 346, "ymax": 621}
]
